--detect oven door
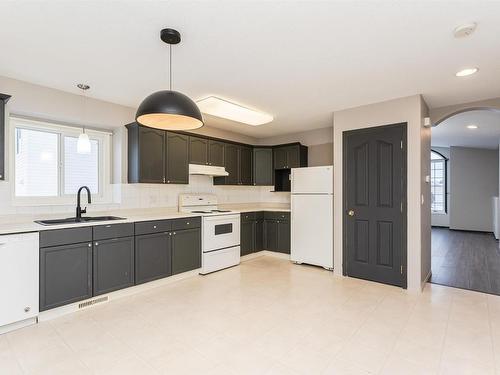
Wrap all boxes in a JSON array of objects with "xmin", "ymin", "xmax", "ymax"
[{"xmin": 202, "ymin": 214, "xmax": 240, "ymax": 252}]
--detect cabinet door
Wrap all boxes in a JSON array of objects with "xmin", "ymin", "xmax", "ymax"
[
  {"xmin": 165, "ymin": 132, "xmax": 189, "ymax": 184},
  {"xmin": 40, "ymin": 242, "xmax": 93, "ymax": 311},
  {"xmin": 139, "ymin": 127, "xmax": 165, "ymax": 183},
  {"xmin": 93, "ymin": 237, "xmax": 135, "ymax": 296},
  {"xmin": 273, "ymin": 147, "xmax": 287, "ymax": 169},
  {"xmin": 208, "ymin": 140, "xmax": 225, "ymax": 167},
  {"xmin": 286, "ymin": 145, "xmax": 300, "ymax": 168},
  {"xmin": 189, "ymin": 136, "xmax": 208, "ymax": 165},
  {"xmin": 171, "ymin": 228, "xmax": 201, "ymax": 275},
  {"xmin": 277, "ymin": 220, "xmax": 291, "ymax": 254},
  {"xmin": 253, "ymin": 148, "xmax": 273, "ymax": 186},
  {"xmin": 264, "ymin": 220, "xmax": 278, "ymax": 250},
  {"xmin": 0, "ymin": 98, "xmax": 5, "ymax": 181},
  {"xmin": 240, "ymin": 221, "xmax": 255, "ymax": 256},
  {"xmin": 255, "ymin": 219, "xmax": 264, "ymax": 251},
  {"xmin": 135, "ymin": 232, "xmax": 172, "ymax": 284},
  {"xmin": 224, "ymin": 143, "xmax": 240, "ymax": 185},
  {"xmin": 239, "ymin": 146, "xmax": 253, "ymax": 185}
]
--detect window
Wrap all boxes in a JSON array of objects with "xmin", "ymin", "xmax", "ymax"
[
  {"xmin": 11, "ymin": 117, "xmax": 111, "ymax": 204},
  {"xmin": 431, "ymin": 150, "xmax": 447, "ymax": 214}
]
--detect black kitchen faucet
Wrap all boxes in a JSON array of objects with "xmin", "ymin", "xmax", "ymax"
[{"xmin": 76, "ymin": 186, "xmax": 91, "ymax": 221}]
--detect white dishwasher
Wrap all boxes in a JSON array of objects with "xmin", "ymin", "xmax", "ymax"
[{"xmin": 0, "ymin": 232, "xmax": 39, "ymax": 332}]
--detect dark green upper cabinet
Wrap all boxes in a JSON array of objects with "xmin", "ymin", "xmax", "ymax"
[
  {"xmin": 215, "ymin": 143, "xmax": 239, "ymax": 185},
  {"xmin": 273, "ymin": 144, "xmax": 308, "ymax": 170},
  {"xmin": 0, "ymin": 94, "xmax": 10, "ymax": 181},
  {"xmin": 239, "ymin": 146, "xmax": 253, "ymax": 185},
  {"xmin": 165, "ymin": 132, "xmax": 189, "ymax": 184},
  {"xmin": 208, "ymin": 140, "xmax": 225, "ymax": 166},
  {"xmin": 189, "ymin": 136, "xmax": 208, "ymax": 165},
  {"xmin": 253, "ymin": 148, "xmax": 273, "ymax": 186}
]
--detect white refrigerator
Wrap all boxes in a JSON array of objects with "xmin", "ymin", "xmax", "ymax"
[{"xmin": 291, "ymin": 166, "xmax": 333, "ymax": 270}]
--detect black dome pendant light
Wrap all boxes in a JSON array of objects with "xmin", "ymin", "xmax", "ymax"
[{"xmin": 136, "ymin": 28, "xmax": 203, "ymax": 130}]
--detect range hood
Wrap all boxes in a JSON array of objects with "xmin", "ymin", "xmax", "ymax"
[{"xmin": 189, "ymin": 164, "xmax": 229, "ymax": 177}]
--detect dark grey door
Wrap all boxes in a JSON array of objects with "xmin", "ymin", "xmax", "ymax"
[
  {"xmin": 40, "ymin": 242, "xmax": 93, "ymax": 311},
  {"xmin": 239, "ymin": 146, "xmax": 253, "ymax": 185},
  {"xmin": 208, "ymin": 140, "xmax": 225, "ymax": 166},
  {"xmin": 224, "ymin": 143, "xmax": 239, "ymax": 185},
  {"xmin": 139, "ymin": 127, "xmax": 165, "ymax": 183},
  {"xmin": 273, "ymin": 147, "xmax": 287, "ymax": 169},
  {"xmin": 189, "ymin": 136, "xmax": 208, "ymax": 165},
  {"xmin": 93, "ymin": 237, "xmax": 135, "ymax": 296},
  {"xmin": 165, "ymin": 132, "xmax": 189, "ymax": 184},
  {"xmin": 135, "ymin": 232, "xmax": 172, "ymax": 284},
  {"xmin": 277, "ymin": 220, "xmax": 291, "ymax": 254},
  {"xmin": 171, "ymin": 228, "xmax": 201, "ymax": 275},
  {"xmin": 264, "ymin": 220, "xmax": 278, "ymax": 250},
  {"xmin": 240, "ymin": 221, "xmax": 255, "ymax": 255},
  {"xmin": 344, "ymin": 123, "xmax": 406, "ymax": 287},
  {"xmin": 253, "ymin": 148, "xmax": 273, "ymax": 186}
]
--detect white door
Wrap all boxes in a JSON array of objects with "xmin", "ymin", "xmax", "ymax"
[
  {"xmin": 0, "ymin": 233, "xmax": 39, "ymax": 327},
  {"xmin": 291, "ymin": 166, "xmax": 333, "ymax": 194},
  {"xmin": 291, "ymin": 194, "xmax": 333, "ymax": 268}
]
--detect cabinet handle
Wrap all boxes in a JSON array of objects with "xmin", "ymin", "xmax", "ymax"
[
  {"xmin": 168, "ymin": 232, "xmax": 172, "ymax": 236},
  {"xmin": 24, "ymin": 307, "xmax": 30, "ymax": 313},
  {"xmin": 173, "ymin": 232, "xmax": 176, "ymax": 235},
  {"xmin": 153, "ymin": 225, "xmax": 157, "ymax": 229},
  {"xmin": 186, "ymin": 222, "xmax": 190, "ymax": 225},
  {"xmin": 88, "ymin": 243, "xmax": 92, "ymax": 247},
  {"xmin": 105, "ymin": 225, "xmax": 112, "ymax": 228},
  {"xmin": 163, "ymin": 177, "xmax": 166, "ymax": 183},
  {"xmin": 95, "ymin": 242, "xmax": 99, "ymax": 246}
]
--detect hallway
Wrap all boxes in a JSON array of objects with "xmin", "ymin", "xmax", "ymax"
[{"xmin": 431, "ymin": 227, "xmax": 500, "ymax": 295}]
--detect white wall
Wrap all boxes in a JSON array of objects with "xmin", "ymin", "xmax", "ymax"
[
  {"xmin": 430, "ymin": 146, "xmax": 450, "ymax": 227},
  {"xmin": 333, "ymin": 95, "xmax": 429, "ymax": 292},
  {"xmin": 449, "ymin": 146, "xmax": 499, "ymax": 232}
]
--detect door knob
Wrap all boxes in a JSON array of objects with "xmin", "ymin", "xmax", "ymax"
[{"xmin": 348, "ymin": 210, "xmax": 355, "ymax": 217}]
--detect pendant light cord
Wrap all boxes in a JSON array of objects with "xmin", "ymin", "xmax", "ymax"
[{"xmin": 169, "ymin": 43, "xmax": 172, "ymax": 91}]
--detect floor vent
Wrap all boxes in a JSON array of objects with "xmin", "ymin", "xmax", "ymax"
[{"xmin": 78, "ymin": 296, "xmax": 108, "ymax": 309}]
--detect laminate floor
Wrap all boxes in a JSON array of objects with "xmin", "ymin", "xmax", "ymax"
[{"xmin": 431, "ymin": 227, "xmax": 500, "ymax": 295}]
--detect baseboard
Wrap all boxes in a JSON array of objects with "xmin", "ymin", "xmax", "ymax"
[
  {"xmin": 421, "ymin": 269, "xmax": 432, "ymax": 291},
  {"xmin": 38, "ymin": 268, "xmax": 201, "ymax": 322},
  {"xmin": 0, "ymin": 317, "xmax": 37, "ymax": 335}
]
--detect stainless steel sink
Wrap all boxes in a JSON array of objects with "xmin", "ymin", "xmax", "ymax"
[{"xmin": 35, "ymin": 216, "xmax": 125, "ymax": 226}]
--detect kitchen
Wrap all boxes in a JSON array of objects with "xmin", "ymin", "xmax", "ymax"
[{"xmin": 2, "ymin": 1, "xmax": 500, "ymax": 374}]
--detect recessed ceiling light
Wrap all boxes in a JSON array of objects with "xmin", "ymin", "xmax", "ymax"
[
  {"xmin": 467, "ymin": 124, "xmax": 478, "ymax": 129},
  {"xmin": 454, "ymin": 23, "xmax": 477, "ymax": 38},
  {"xmin": 456, "ymin": 67, "xmax": 478, "ymax": 77},
  {"xmin": 196, "ymin": 96, "xmax": 273, "ymax": 126}
]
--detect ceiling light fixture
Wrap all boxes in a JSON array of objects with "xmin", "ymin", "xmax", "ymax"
[
  {"xmin": 453, "ymin": 22, "xmax": 477, "ymax": 38},
  {"xmin": 77, "ymin": 84, "xmax": 91, "ymax": 154},
  {"xmin": 456, "ymin": 67, "xmax": 478, "ymax": 77},
  {"xmin": 196, "ymin": 96, "xmax": 273, "ymax": 126},
  {"xmin": 136, "ymin": 28, "xmax": 203, "ymax": 131},
  {"xmin": 466, "ymin": 124, "xmax": 478, "ymax": 129}
]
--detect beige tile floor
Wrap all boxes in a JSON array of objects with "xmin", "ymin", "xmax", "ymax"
[{"xmin": 1, "ymin": 256, "xmax": 500, "ymax": 375}]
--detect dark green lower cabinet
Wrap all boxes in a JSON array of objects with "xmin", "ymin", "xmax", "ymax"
[
  {"xmin": 255, "ymin": 220, "xmax": 264, "ymax": 251},
  {"xmin": 93, "ymin": 237, "xmax": 135, "ymax": 296},
  {"xmin": 241, "ymin": 220, "xmax": 256, "ymax": 256},
  {"xmin": 135, "ymin": 232, "xmax": 172, "ymax": 284},
  {"xmin": 277, "ymin": 221, "xmax": 291, "ymax": 253},
  {"xmin": 171, "ymin": 228, "xmax": 201, "ymax": 275},
  {"xmin": 264, "ymin": 220, "xmax": 278, "ymax": 251},
  {"xmin": 40, "ymin": 242, "xmax": 93, "ymax": 311}
]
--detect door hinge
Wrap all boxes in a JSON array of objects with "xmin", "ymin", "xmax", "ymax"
[
  {"xmin": 400, "ymin": 140, "xmax": 403, "ymax": 149},
  {"xmin": 400, "ymin": 202, "xmax": 403, "ymax": 213},
  {"xmin": 400, "ymin": 265, "xmax": 403, "ymax": 274}
]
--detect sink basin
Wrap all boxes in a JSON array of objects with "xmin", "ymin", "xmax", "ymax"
[{"xmin": 35, "ymin": 216, "xmax": 125, "ymax": 226}]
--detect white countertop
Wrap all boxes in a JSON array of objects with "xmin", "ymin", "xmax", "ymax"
[{"xmin": 0, "ymin": 203, "xmax": 290, "ymax": 235}]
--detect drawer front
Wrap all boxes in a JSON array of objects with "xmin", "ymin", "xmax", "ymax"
[
  {"xmin": 93, "ymin": 223, "xmax": 134, "ymax": 240},
  {"xmin": 134, "ymin": 220, "xmax": 172, "ymax": 235},
  {"xmin": 171, "ymin": 217, "xmax": 201, "ymax": 231},
  {"xmin": 263, "ymin": 211, "xmax": 290, "ymax": 221},
  {"xmin": 40, "ymin": 227, "xmax": 92, "ymax": 248},
  {"xmin": 241, "ymin": 212, "xmax": 258, "ymax": 222}
]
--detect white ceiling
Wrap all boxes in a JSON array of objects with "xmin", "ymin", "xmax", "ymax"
[
  {"xmin": 432, "ymin": 109, "xmax": 500, "ymax": 149},
  {"xmin": 1, "ymin": 1, "xmax": 500, "ymax": 138}
]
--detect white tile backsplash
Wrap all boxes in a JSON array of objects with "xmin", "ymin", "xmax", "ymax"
[{"xmin": 0, "ymin": 175, "xmax": 290, "ymax": 217}]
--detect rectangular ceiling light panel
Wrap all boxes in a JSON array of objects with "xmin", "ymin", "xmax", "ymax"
[{"xmin": 196, "ymin": 96, "xmax": 273, "ymax": 126}]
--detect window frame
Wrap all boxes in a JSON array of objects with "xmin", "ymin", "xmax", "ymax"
[
  {"xmin": 9, "ymin": 116, "xmax": 112, "ymax": 206},
  {"xmin": 430, "ymin": 149, "xmax": 448, "ymax": 214}
]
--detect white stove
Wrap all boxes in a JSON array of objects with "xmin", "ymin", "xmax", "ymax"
[{"xmin": 179, "ymin": 194, "xmax": 240, "ymax": 274}]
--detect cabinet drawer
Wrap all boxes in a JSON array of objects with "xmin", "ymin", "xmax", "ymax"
[
  {"xmin": 263, "ymin": 211, "xmax": 290, "ymax": 221},
  {"xmin": 241, "ymin": 212, "xmax": 258, "ymax": 222},
  {"xmin": 93, "ymin": 223, "xmax": 134, "ymax": 240},
  {"xmin": 40, "ymin": 227, "xmax": 92, "ymax": 248},
  {"xmin": 171, "ymin": 217, "xmax": 201, "ymax": 231},
  {"xmin": 135, "ymin": 220, "xmax": 172, "ymax": 235}
]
